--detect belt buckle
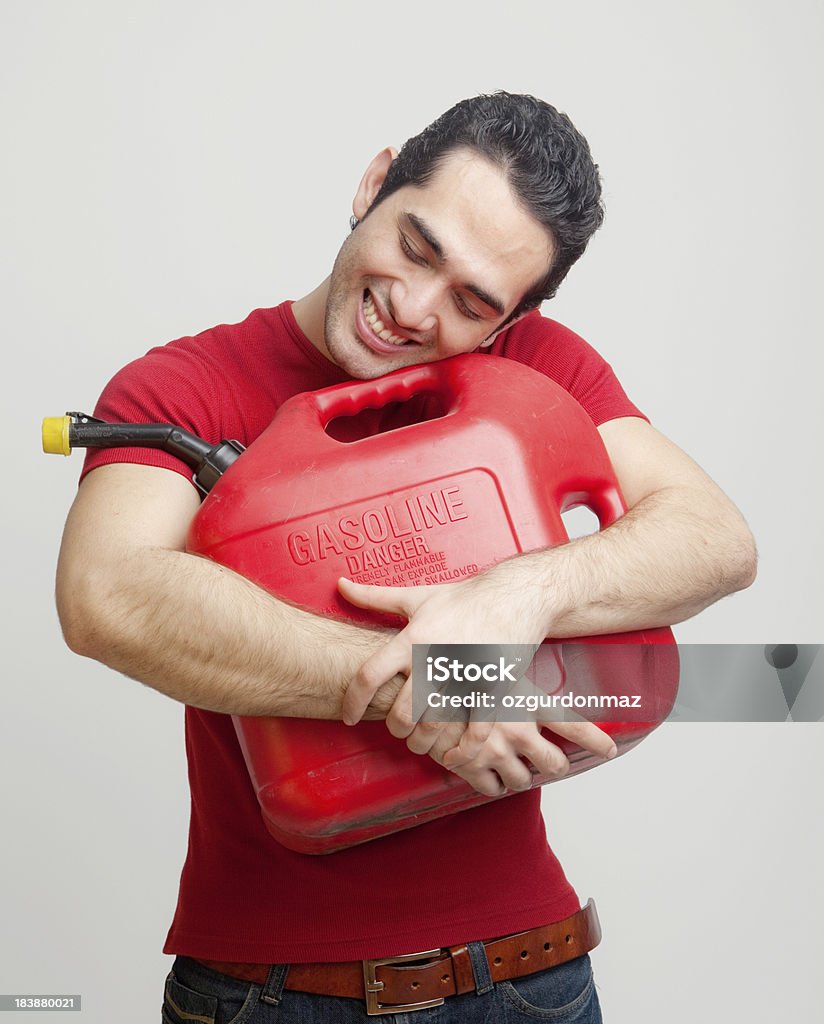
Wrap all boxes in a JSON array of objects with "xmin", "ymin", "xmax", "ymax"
[{"xmin": 362, "ymin": 948, "xmax": 445, "ymax": 1016}]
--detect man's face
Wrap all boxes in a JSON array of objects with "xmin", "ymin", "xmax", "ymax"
[{"xmin": 322, "ymin": 148, "xmax": 554, "ymax": 379}]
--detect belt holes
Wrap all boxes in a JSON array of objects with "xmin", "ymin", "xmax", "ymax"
[
  {"xmin": 520, "ymin": 950, "xmax": 529, "ymax": 959},
  {"xmin": 411, "ymin": 982, "xmax": 420, "ymax": 990},
  {"xmin": 441, "ymin": 974, "xmax": 449, "ymax": 984},
  {"xmin": 493, "ymin": 956, "xmax": 503, "ymax": 966},
  {"xmin": 544, "ymin": 942, "xmax": 551, "ymax": 952},
  {"xmin": 565, "ymin": 934, "xmax": 573, "ymax": 944}
]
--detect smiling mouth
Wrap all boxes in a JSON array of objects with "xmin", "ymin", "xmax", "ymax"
[{"xmin": 361, "ymin": 289, "xmax": 410, "ymax": 347}]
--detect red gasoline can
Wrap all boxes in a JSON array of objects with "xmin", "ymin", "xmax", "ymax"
[{"xmin": 187, "ymin": 354, "xmax": 678, "ymax": 853}]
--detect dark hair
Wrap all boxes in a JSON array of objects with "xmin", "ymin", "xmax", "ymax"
[{"xmin": 363, "ymin": 91, "xmax": 604, "ymax": 317}]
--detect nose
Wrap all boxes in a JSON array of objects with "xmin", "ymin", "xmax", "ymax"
[{"xmin": 388, "ymin": 278, "xmax": 440, "ymax": 334}]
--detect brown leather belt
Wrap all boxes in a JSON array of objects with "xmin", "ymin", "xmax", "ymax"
[{"xmin": 193, "ymin": 899, "xmax": 601, "ymax": 1016}]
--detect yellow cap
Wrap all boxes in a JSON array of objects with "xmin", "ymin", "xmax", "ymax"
[{"xmin": 42, "ymin": 416, "xmax": 73, "ymax": 456}]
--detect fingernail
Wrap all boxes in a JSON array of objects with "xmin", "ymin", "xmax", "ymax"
[{"xmin": 606, "ymin": 744, "xmax": 618, "ymax": 759}]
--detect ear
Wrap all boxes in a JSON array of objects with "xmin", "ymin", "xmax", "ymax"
[{"xmin": 353, "ymin": 147, "xmax": 398, "ymax": 220}]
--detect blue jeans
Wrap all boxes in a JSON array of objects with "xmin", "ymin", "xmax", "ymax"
[{"xmin": 162, "ymin": 950, "xmax": 603, "ymax": 1023}]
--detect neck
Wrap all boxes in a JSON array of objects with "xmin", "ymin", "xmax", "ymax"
[{"xmin": 292, "ymin": 278, "xmax": 331, "ymax": 356}]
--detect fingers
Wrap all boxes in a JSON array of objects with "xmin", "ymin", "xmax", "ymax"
[
  {"xmin": 384, "ymin": 677, "xmax": 448, "ymax": 749},
  {"xmin": 342, "ymin": 633, "xmax": 410, "ymax": 725},
  {"xmin": 404, "ymin": 701, "xmax": 496, "ymax": 761},
  {"xmin": 337, "ymin": 577, "xmax": 423, "ymax": 618},
  {"xmin": 406, "ymin": 720, "xmax": 447, "ymax": 755},
  {"xmin": 447, "ymin": 739, "xmax": 534, "ymax": 794},
  {"xmin": 444, "ymin": 725, "xmax": 554, "ymax": 793},
  {"xmin": 494, "ymin": 754, "xmax": 537, "ymax": 792},
  {"xmin": 538, "ymin": 719, "xmax": 618, "ymax": 761},
  {"xmin": 437, "ymin": 719, "xmax": 495, "ymax": 769},
  {"xmin": 383, "ymin": 672, "xmax": 457, "ymax": 744},
  {"xmin": 385, "ymin": 677, "xmax": 416, "ymax": 738},
  {"xmin": 420, "ymin": 721, "xmax": 468, "ymax": 763},
  {"xmin": 450, "ymin": 767, "xmax": 508, "ymax": 798},
  {"xmin": 515, "ymin": 729, "xmax": 571, "ymax": 780},
  {"xmin": 439, "ymin": 720, "xmax": 616, "ymax": 798}
]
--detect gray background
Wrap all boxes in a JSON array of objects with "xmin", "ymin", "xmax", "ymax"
[{"xmin": 2, "ymin": 1, "xmax": 821, "ymax": 1020}]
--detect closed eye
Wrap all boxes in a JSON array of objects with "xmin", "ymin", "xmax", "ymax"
[
  {"xmin": 454, "ymin": 294, "xmax": 482, "ymax": 321},
  {"xmin": 399, "ymin": 232, "xmax": 428, "ymax": 267},
  {"xmin": 400, "ymin": 232, "xmax": 482, "ymax": 321}
]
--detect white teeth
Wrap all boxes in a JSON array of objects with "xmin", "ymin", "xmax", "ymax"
[{"xmin": 363, "ymin": 291, "xmax": 406, "ymax": 345}]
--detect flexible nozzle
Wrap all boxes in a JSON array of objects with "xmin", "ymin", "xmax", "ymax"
[{"xmin": 40, "ymin": 412, "xmax": 244, "ymax": 494}]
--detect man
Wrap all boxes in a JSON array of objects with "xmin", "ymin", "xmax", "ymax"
[{"xmin": 55, "ymin": 93, "xmax": 756, "ymax": 1021}]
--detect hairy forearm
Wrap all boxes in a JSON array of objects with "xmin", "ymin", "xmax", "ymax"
[
  {"xmin": 506, "ymin": 485, "xmax": 757, "ymax": 637},
  {"xmin": 58, "ymin": 543, "xmax": 401, "ymax": 718}
]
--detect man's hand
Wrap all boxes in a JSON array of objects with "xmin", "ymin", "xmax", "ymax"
[
  {"xmin": 337, "ymin": 415, "xmax": 756, "ymax": 781},
  {"xmin": 412, "ymin": 717, "xmax": 616, "ymax": 797},
  {"xmin": 337, "ymin": 569, "xmax": 619, "ymax": 795},
  {"xmin": 337, "ymin": 564, "xmax": 552, "ymax": 728}
]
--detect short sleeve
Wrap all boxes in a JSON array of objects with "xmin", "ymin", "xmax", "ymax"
[{"xmin": 79, "ymin": 338, "xmax": 222, "ymax": 486}]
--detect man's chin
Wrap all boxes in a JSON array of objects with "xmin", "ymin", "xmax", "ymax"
[{"xmin": 330, "ymin": 334, "xmax": 428, "ymax": 380}]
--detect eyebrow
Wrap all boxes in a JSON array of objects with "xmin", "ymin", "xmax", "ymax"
[{"xmin": 405, "ymin": 212, "xmax": 507, "ymax": 318}]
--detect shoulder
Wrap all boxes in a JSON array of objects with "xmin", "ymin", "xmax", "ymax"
[
  {"xmin": 102, "ymin": 305, "xmax": 286, "ymax": 393},
  {"xmin": 156, "ymin": 305, "xmax": 289, "ymax": 380},
  {"xmin": 80, "ymin": 305, "xmax": 296, "ymax": 483},
  {"xmin": 94, "ymin": 304, "xmax": 299, "ymax": 433},
  {"xmin": 487, "ymin": 311, "xmax": 648, "ymax": 426},
  {"xmin": 490, "ymin": 310, "xmax": 605, "ymax": 373}
]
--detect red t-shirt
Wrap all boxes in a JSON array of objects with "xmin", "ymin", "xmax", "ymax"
[{"xmin": 81, "ymin": 302, "xmax": 645, "ymax": 962}]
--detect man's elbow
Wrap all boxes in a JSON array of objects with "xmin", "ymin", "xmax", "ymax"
[
  {"xmin": 58, "ymin": 602, "xmax": 103, "ymax": 660},
  {"xmin": 56, "ymin": 562, "xmax": 121, "ymax": 662},
  {"xmin": 741, "ymin": 531, "xmax": 758, "ymax": 590},
  {"xmin": 721, "ymin": 515, "xmax": 758, "ymax": 595}
]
